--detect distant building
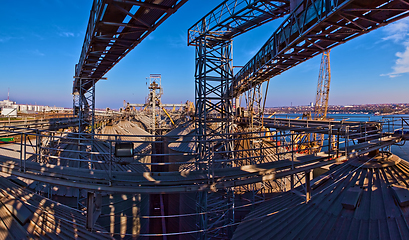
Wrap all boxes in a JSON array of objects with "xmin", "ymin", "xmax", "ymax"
[
  {"xmin": 1, "ymin": 107, "xmax": 17, "ymax": 117},
  {"xmin": 0, "ymin": 99, "xmax": 15, "ymax": 108},
  {"xmin": 0, "ymin": 98, "xmax": 68, "ymax": 114}
]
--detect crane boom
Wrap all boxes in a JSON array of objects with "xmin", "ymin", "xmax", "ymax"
[{"xmin": 314, "ymin": 50, "xmax": 331, "ymax": 120}]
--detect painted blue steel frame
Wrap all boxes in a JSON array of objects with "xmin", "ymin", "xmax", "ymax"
[
  {"xmin": 194, "ymin": 37, "xmax": 235, "ymax": 240},
  {"xmin": 232, "ymin": 0, "xmax": 409, "ymax": 97},
  {"xmin": 73, "ymin": 0, "xmax": 188, "ymax": 136},
  {"xmin": 73, "ymin": 0, "xmax": 188, "ymax": 93},
  {"xmin": 188, "ymin": 0, "xmax": 291, "ymax": 46},
  {"xmin": 191, "ymin": 1, "xmax": 293, "ymax": 239}
]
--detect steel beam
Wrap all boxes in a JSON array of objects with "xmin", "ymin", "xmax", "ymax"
[
  {"xmin": 74, "ymin": 0, "xmax": 188, "ymax": 93},
  {"xmin": 188, "ymin": 0, "xmax": 290, "ymax": 46},
  {"xmin": 232, "ymin": 0, "xmax": 409, "ymax": 97},
  {"xmin": 194, "ymin": 36, "xmax": 234, "ymax": 240},
  {"xmin": 190, "ymin": 2, "xmax": 291, "ymax": 238}
]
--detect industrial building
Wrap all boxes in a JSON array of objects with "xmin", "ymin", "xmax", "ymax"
[{"xmin": 1, "ymin": 0, "xmax": 409, "ymax": 239}]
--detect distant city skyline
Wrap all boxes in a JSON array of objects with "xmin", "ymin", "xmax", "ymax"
[{"xmin": 1, "ymin": 1, "xmax": 409, "ymax": 109}]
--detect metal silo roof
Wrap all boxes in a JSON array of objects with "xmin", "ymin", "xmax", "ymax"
[
  {"xmin": 0, "ymin": 176, "xmax": 112, "ymax": 239},
  {"xmin": 233, "ymin": 152, "xmax": 409, "ymax": 240}
]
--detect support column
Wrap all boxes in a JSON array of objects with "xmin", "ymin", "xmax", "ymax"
[
  {"xmin": 73, "ymin": 78, "xmax": 97, "ymax": 208},
  {"xmin": 194, "ymin": 35, "xmax": 234, "ymax": 240},
  {"xmin": 305, "ymin": 170, "xmax": 311, "ymax": 202},
  {"xmin": 86, "ymin": 192, "xmax": 102, "ymax": 230}
]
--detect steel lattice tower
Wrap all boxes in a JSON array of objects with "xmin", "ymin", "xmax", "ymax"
[
  {"xmin": 314, "ymin": 50, "xmax": 331, "ymax": 120},
  {"xmin": 189, "ymin": 1, "xmax": 292, "ymax": 238},
  {"xmin": 194, "ymin": 35, "xmax": 235, "ymax": 239}
]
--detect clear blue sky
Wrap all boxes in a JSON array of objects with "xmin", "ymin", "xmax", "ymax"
[{"xmin": 0, "ymin": 1, "xmax": 408, "ymax": 109}]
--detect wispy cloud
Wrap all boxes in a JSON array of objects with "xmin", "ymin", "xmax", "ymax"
[
  {"xmin": 382, "ymin": 43, "xmax": 409, "ymax": 78},
  {"xmin": 382, "ymin": 18, "xmax": 409, "ymax": 43},
  {"xmin": 381, "ymin": 18, "xmax": 409, "ymax": 77},
  {"xmin": 0, "ymin": 36, "xmax": 12, "ymax": 43},
  {"xmin": 168, "ymin": 33, "xmax": 186, "ymax": 48},
  {"xmin": 54, "ymin": 25, "xmax": 77, "ymax": 38},
  {"xmin": 32, "ymin": 33, "xmax": 45, "ymax": 40},
  {"xmin": 29, "ymin": 49, "xmax": 45, "ymax": 56},
  {"xmin": 59, "ymin": 31, "xmax": 75, "ymax": 37},
  {"xmin": 248, "ymin": 48, "xmax": 259, "ymax": 57},
  {"xmin": 0, "ymin": 36, "xmax": 23, "ymax": 43}
]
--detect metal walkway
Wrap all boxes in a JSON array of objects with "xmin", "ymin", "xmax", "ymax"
[
  {"xmin": 74, "ymin": 0, "xmax": 187, "ymax": 91},
  {"xmin": 188, "ymin": 0, "xmax": 290, "ymax": 46},
  {"xmin": 232, "ymin": 0, "xmax": 409, "ymax": 97}
]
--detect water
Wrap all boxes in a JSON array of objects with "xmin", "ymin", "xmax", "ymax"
[
  {"xmin": 266, "ymin": 113, "xmax": 409, "ymax": 161},
  {"xmin": 270, "ymin": 113, "xmax": 394, "ymax": 122}
]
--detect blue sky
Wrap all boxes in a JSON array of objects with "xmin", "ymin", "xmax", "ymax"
[{"xmin": 0, "ymin": 1, "xmax": 408, "ymax": 109}]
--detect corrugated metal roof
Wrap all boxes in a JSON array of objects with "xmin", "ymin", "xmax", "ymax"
[
  {"xmin": 0, "ymin": 177, "xmax": 112, "ymax": 239},
  {"xmin": 233, "ymin": 152, "xmax": 409, "ymax": 240},
  {"xmin": 165, "ymin": 121, "xmax": 195, "ymax": 137},
  {"xmin": 98, "ymin": 121, "xmax": 152, "ymax": 155},
  {"xmin": 117, "ymin": 120, "xmax": 150, "ymax": 135},
  {"xmin": 168, "ymin": 134, "xmax": 195, "ymax": 153}
]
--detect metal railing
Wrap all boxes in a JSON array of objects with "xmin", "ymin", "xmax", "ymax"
[{"xmin": 0, "ymin": 117, "xmax": 406, "ymax": 192}]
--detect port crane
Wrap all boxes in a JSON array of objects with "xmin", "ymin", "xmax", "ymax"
[
  {"xmin": 313, "ymin": 50, "xmax": 332, "ymax": 152},
  {"xmin": 295, "ymin": 50, "xmax": 331, "ymax": 153},
  {"xmin": 314, "ymin": 50, "xmax": 331, "ymax": 120}
]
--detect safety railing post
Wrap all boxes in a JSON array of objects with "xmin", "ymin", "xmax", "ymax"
[
  {"xmin": 345, "ymin": 126, "xmax": 349, "ymax": 160},
  {"xmin": 109, "ymin": 138, "xmax": 112, "ymax": 185},
  {"xmin": 23, "ymin": 133, "xmax": 27, "ymax": 172},
  {"xmin": 39, "ymin": 132, "xmax": 43, "ymax": 163},
  {"xmin": 402, "ymin": 118, "xmax": 404, "ymax": 137},
  {"xmin": 20, "ymin": 133, "xmax": 23, "ymax": 172},
  {"xmin": 276, "ymin": 131, "xmax": 280, "ymax": 161},
  {"xmin": 35, "ymin": 131, "xmax": 38, "ymax": 162},
  {"xmin": 336, "ymin": 127, "xmax": 340, "ymax": 158},
  {"xmin": 328, "ymin": 124, "xmax": 332, "ymax": 158},
  {"xmin": 210, "ymin": 145, "xmax": 215, "ymax": 185},
  {"xmin": 291, "ymin": 133, "xmax": 294, "ymax": 167},
  {"xmin": 305, "ymin": 170, "xmax": 311, "ymax": 202},
  {"xmin": 291, "ymin": 133, "xmax": 294, "ymax": 190}
]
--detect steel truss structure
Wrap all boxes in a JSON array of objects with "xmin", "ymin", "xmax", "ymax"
[
  {"xmin": 190, "ymin": 1, "xmax": 291, "ymax": 239},
  {"xmin": 194, "ymin": 36, "xmax": 235, "ymax": 240},
  {"xmin": 190, "ymin": 1, "xmax": 409, "ymax": 238},
  {"xmin": 30, "ymin": 0, "xmax": 407, "ymax": 237},
  {"xmin": 1, "ymin": 117, "xmax": 408, "ymax": 237},
  {"xmin": 1, "ymin": 118, "xmax": 405, "ymax": 191},
  {"xmin": 314, "ymin": 50, "xmax": 331, "ymax": 120},
  {"xmin": 73, "ymin": 78, "xmax": 96, "ymax": 134},
  {"xmin": 232, "ymin": 0, "xmax": 409, "ymax": 97},
  {"xmin": 73, "ymin": 0, "xmax": 188, "ymax": 133},
  {"xmin": 188, "ymin": 0, "xmax": 290, "ymax": 46},
  {"xmin": 71, "ymin": 0, "xmax": 189, "ymax": 228},
  {"xmin": 190, "ymin": 1, "xmax": 292, "ymax": 239},
  {"xmin": 194, "ymin": 38, "xmax": 234, "ymax": 165},
  {"xmin": 75, "ymin": 0, "xmax": 188, "ymax": 82}
]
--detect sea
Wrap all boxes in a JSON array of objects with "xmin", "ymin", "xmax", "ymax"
[{"xmin": 268, "ymin": 113, "xmax": 409, "ymax": 162}]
